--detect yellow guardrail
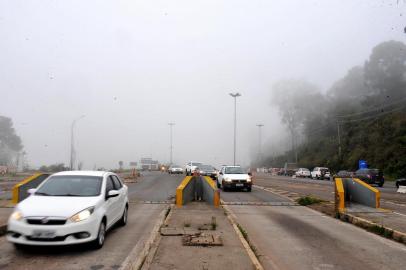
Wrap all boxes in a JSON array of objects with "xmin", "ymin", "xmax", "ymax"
[
  {"xmin": 176, "ymin": 176, "xmax": 193, "ymax": 207},
  {"xmin": 334, "ymin": 177, "xmax": 345, "ymax": 213},
  {"xmin": 12, "ymin": 173, "xmax": 49, "ymax": 204}
]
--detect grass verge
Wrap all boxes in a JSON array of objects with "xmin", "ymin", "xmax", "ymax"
[{"xmin": 296, "ymin": 195, "xmax": 324, "ymax": 206}]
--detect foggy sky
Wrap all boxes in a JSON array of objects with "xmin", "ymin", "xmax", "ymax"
[{"xmin": 1, "ymin": 0, "xmax": 405, "ymax": 169}]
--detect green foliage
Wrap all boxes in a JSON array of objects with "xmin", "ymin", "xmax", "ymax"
[
  {"xmin": 266, "ymin": 40, "xmax": 406, "ymax": 179},
  {"xmin": 0, "ymin": 116, "xmax": 23, "ymax": 165},
  {"xmin": 39, "ymin": 163, "xmax": 69, "ymax": 172},
  {"xmin": 296, "ymin": 196, "xmax": 324, "ymax": 206}
]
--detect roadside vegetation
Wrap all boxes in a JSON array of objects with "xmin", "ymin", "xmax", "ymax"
[
  {"xmin": 261, "ymin": 40, "xmax": 406, "ymax": 179},
  {"xmin": 296, "ymin": 196, "xmax": 324, "ymax": 206}
]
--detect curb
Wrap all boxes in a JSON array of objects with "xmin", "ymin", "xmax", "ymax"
[
  {"xmin": 140, "ymin": 205, "xmax": 174, "ymax": 270},
  {"xmin": 119, "ymin": 204, "xmax": 171, "ymax": 270},
  {"xmin": 221, "ymin": 201, "xmax": 264, "ymax": 270},
  {"xmin": 339, "ymin": 212, "xmax": 406, "ymax": 244}
]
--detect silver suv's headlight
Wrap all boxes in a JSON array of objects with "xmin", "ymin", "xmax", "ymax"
[
  {"xmin": 247, "ymin": 176, "xmax": 252, "ymax": 182},
  {"xmin": 70, "ymin": 207, "xmax": 95, "ymax": 223},
  {"xmin": 225, "ymin": 178, "xmax": 232, "ymax": 182}
]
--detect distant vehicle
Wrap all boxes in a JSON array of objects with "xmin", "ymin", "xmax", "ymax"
[
  {"xmin": 396, "ymin": 178, "xmax": 406, "ymax": 188},
  {"xmin": 295, "ymin": 168, "xmax": 311, "ymax": 178},
  {"xmin": 354, "ymin": 168, "xmax": 384, "ymax": 187},
  {"xmin": 311, "ymin": 167, "xmax": 331, "ymax": 180},
  {"xmin": 284, "ymin": 163, "xmax": 298, "ymax": 176},
  {"xmin": 217, "ymin": 165, "xmax": 252, "ymax": 192},
  {"xmin": 336, "ymin": 170, "xmax": 354, "ymax": 178},
  {"xmin": 7, "ymin": 171, "xmax": 129, "ymax": 249},
  {"xmin": 168, "ymin": 165, "xmax": 183, "ymax": 174},
  {"xmin": 185, "ymin": 161, "xmax": 202, "ymax": 176},
  {"xmin": 197, "ymin": 165, "xmax": 217, "ymax": 179}
]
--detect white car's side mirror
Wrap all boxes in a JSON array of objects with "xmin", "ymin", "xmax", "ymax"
[
  {"xmin": 28, "ymin": 188, "xmax": 37, "ymax": 195},
  {"xmin": 107, "ymin": 190, "xmax": 119, "ymax": 199}
]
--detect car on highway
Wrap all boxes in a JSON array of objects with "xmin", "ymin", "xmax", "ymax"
[
  {"xmin": 217, "ymin": 165, "xmax": 252, "ymax": 192},
  {"xmin": 354, "ymin": 168, "xmax": 384, "ymax": 187},
  {"xmin": 185, "ymin": 161, "xmax": 202, "ymax": 176},
  {"xmin": 7, "ymin": 171, "xmax": 129, "ymax": 249},
  {"xmin": 168, "ymin": 165, "xmax": 183, "ymax": 174},
  {"xmin": 335, "ymin": 170, "xmax": 354, "ymax": 178},
  {"xmin": 197, "ymin": 164, "xmax": 218, "ymax": 179},
  {"xmin": 311, "ymin": 167, "xmax": 331, "ymax": 180},
  {"xmin": 396, "ymin": 178, "xmax": 406, "ymax": 188},
  {"xmin": 295, "ymin": 168, "xmax": 311, "ymax": 178}
]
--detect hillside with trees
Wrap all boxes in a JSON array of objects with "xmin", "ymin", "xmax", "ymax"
[{"xmin": 263, "ymin": 40, "xmax": 406, "ymax": 179}]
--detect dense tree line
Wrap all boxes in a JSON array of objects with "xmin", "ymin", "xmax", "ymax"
[
  {"xmin": 263, "ymin": 40, "xmax": 406, "ymax": 179},
  {"xmin": 0, "ymin": 116, "xmax": 23, "ymax": 166}
]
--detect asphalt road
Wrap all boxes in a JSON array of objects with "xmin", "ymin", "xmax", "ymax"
[
  {"xmin": 0, "ymin": 172, "xmax": 184, "ymax": 270},
  {"xmin": 254, "ymin": 174, "xmax": 406, "ymax": 215},
  {"xmin": 222, "ymin": 184, "xmax": 406, "ymax": 270}
]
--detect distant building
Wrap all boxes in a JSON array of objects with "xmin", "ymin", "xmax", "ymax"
[{"xmin": 140, "ymin": 158, "xmax": 159, "ymax": 171}]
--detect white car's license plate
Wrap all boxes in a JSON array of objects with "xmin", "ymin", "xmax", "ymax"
[
  {"xmin": 236, "ymin": 183, "xmax": 244, "ymax": 187},
  {"xmin": 32, "ymin": 230, "xmax": 56, "ymax": 239}
]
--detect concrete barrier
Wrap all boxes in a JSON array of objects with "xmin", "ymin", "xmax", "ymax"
[
  {"xmin": 12, "ymin": 173, "xmax": 50, "ymax": 204},
  {"xmin": 335, "ymin": 178, "xmax": 345, "ymax": 213},
  {"xmin": 176, "ymin": 176, "xmax": 220, "ymax": 207},
  {"xmin": 202, "ymin": 176, "xmax": 220, "ymax": 207},
  {"xmin": 335, "ymin": 177, "xmax": 380, "ymax": 213}
]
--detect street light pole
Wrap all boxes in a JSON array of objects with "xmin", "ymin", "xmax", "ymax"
[
  {"xmin": 256, "ymin": 124, "xmax": 264, "ymax": 164},
  {"xmin": 168, "ymin": 123, "xmax": 175, "ymax": 165},
  {"xmin": 229, "ymin": 92, "xmax": 241, "ymax": 166},
  {"xmin": 70, "ymin": 115, "xmax": 85, "ymax": 170}
]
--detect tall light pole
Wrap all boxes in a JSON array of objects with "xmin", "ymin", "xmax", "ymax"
[
  {"xmin": 256, "ymin": 124, "xmax": 264, "ymax": 164},
  {"xmin": 168, "ymin": 123, "xmax": 175, "ymax": 165},
  {"xmin": 229, "ymin": 92, "xmax": 241, "ymax": 165},
  {"xmin": 70, "ymin": 115, "xmax": 85, "ymax": 170}
]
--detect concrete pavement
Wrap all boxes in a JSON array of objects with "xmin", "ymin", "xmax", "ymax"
[{"xmin": 221, "ymin": 186, "xmax": 406, "ymax": 270}]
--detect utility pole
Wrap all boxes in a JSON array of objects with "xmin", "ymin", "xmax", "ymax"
[
  {"xmin": 256, "ymin": 124, "xmax": 264, "ymax": 164},
  {"xmin": 337, "ymin": 120, "xmax": 342, "ymax": 158},
  {"xmin": 168, "ymin": 123, "xmax": 175, "ymax": 165},
  {"xmin": 70, "ymin": 115, "xmax": 85, "ymax": 170},
  {"xmin": 229, "ymin": 92, "xmax": 241, "ymax": 166}
]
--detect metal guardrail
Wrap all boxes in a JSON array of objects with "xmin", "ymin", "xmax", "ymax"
[{"xmin": 12, "ymin": 173, "xmax": 50, "ymax": 204}]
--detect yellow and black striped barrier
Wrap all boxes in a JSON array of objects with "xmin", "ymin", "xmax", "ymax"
[{"xmin": 12, "ymin": 173, "xmax": 50, "ymax": 204}]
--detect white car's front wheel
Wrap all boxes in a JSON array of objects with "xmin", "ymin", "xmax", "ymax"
[
  {"xmin": 92, "ymin": 221, "xmax": 106, "ymax": 249},
  {"xmin": 119, "ymin": 205, "xmax": 128, "ymax": 226}
]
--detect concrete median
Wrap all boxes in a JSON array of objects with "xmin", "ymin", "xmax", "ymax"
[
  {"xmin": 335, "ymin": 177, "xmax": 380, "ymax": 213},
  {"xmin": 12, "ymin": 173, "xmax": 50, "ymax": 204},
  {"xmin": 176, "ymin": 176, "xmax": 220, "ymax": 207}
]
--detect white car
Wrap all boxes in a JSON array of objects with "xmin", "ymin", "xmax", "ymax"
[
  {"xmin": 168, "ymin": 165, "xmax": 184, "ymax": 174},
  {"xmin": 311, "ymin": 167, "xmax": 331, "ymax": 180},
  {"xmin": 295, "ymin": 168, "xmax": 311, "ymax": 178},
  {"xmin": 185, "ymin": 161, "xmax": 202, "ymax": 176},
  {"xmin": 7, "ymin": 171, "xmax": 129, "ymax": 249},
  {"xmin": 217, "ymin": 165, "xmax": 252, "ymax": 192}
]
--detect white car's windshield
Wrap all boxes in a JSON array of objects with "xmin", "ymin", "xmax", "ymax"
[
  {"xmin": 225, "ymin": 167, "xmax": 245, "ymax": 174},
  {"xmin": 36, "ymin": 175, "xmax": 103, "ymax": 197}
]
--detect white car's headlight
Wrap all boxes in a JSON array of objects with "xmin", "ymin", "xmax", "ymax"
[
  {"xmin": 10, "ymin": 210, "xmax": 23, "ymax": 221},
  {"xmin": 247, "ymin": 177, "xmax": 252, "ymax": 182},
  {"xmin": 70, "ymin": 207, "xmax": 95, "ymax": 223},
  {"xmin": 225, "ymin": 178, "xmax": 232, "ymax": 182}
]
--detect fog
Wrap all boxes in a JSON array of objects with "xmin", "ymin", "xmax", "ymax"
[{"xmin": 1, "ymin": 0, "xmax": 405, "ymax": 169}]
